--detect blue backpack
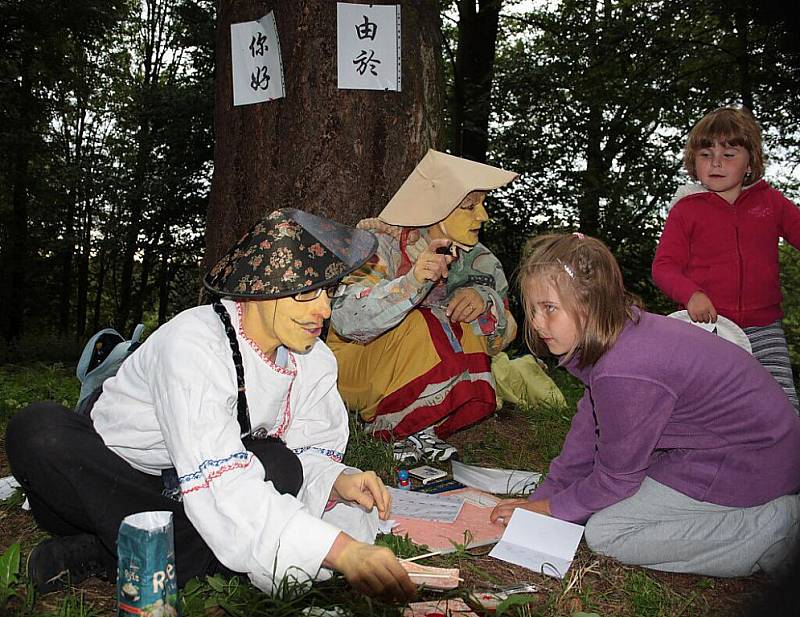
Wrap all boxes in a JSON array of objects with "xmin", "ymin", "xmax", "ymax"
[{"xmin": 75, "ymin": 324, "xmax": 144, "ymax": 416}]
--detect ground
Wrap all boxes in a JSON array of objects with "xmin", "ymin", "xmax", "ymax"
[{"xmin": 0, "ymin": 398, "xmax": 771, "ymax": 616}]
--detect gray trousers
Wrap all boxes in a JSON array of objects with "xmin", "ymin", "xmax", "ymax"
[
  {"xmin": 584, "ymin": 478, "xmax": 800, "ymax": 577},
  {"xmin": 744, "ymin": 320, "xmax": 799, "ymax": 414}
]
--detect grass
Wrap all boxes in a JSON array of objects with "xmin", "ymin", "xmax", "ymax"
[{"xmin": 0, "ymin": 362, "xmax": 769, "ymax": 616}]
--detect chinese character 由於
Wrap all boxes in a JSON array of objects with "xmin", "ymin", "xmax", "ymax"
[
  {"xmin": 355, "ymin": 15, "xmax": 377, "ymax": 41},
  {"xmin": 353, "ymin": 49, "xmax": 381, "ymax": 76}
]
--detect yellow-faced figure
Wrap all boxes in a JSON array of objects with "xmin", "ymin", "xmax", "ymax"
[
  {"xmin": 204, "ymin": 209, "xmax": 378, "ymax": 360},
  {"xmin": 378, "ymin": 149, "xmax": 517, "ymax": 251}
]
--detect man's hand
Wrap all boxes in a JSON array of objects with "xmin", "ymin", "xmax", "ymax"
[
  {"xmin": 489, "ymin": 497, "xmax": 551, "ymax": 526},
  {"xmin": 323, "ymin": 533, "xmax": 416, "ymax": 602},
  {"xmin": 446, "ymin": 287, "xmax": 486, "ymax": 323},
  {"xmin": 686, "ymin": 291, "xmax": 717, "ymax": 323},
  {"xmin": 412, "ymin": 238, "xmax": 455, "ymax": 284},
  {"xmin": 331, "ymin": 471, "xmax": 391, "ymax": 520}
]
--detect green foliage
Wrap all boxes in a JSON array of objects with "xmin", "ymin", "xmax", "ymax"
[
  {"xmin": 0, "ymin": 543, "xmax": 21, "ymax": 610},
  {"xmin": 0, "ymin": 363, "xmax": 78, "ymax": 430},
  {"xmin": 623, "ymin": 570, "xmax": 699, "ymax": 617},
  {"xmin": 342, "ymin": 413, "xmax": 396, "ymax": 483}
]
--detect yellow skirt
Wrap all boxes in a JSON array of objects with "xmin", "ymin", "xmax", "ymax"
[{"xmin": 327, "ymin": 308, "xmax": 496, "ymax": 440}]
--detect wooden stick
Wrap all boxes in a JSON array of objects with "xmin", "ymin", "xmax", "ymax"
[
  {"xmin": 407, "ymin": 573, "xmax": 465, "ymax": 582},
  {"xmin": 401, "ymin": 550, "xmax": 445, "ymax": 563}
]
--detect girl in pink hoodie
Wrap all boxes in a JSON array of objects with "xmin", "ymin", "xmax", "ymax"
[{"xmin": 652, "ymin": 107, "xmax": 800, "ymax": 411}]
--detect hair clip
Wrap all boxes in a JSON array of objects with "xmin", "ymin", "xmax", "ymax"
[
  {"xmin": 573, "ymin": 232, "xmax": 585, "ymax": 240},
  {"xmin": 556, "ymin": 258, "xmax": 575, "ymax": 279}
]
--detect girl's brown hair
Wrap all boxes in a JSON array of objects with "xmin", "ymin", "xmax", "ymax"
[
  {"xmin": 517, "ymin": 233, "xmax": 642, "ymax": 368},
  {"xmin": 683, "ymin": 106, "xmax": 764, "ymax": 182}
]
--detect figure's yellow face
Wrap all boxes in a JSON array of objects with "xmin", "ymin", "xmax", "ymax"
[{"xmin": 439, "ymin": 192, "xmax": 489, "ymax": 247}]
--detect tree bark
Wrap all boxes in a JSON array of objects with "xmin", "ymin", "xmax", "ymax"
[{"xmin": 205, "ymin": 0, "xmax": 444, "ymax": 271}]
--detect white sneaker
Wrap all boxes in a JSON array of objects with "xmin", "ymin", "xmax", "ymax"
[
  {"xmin": 393, "ymin": 438, "xmax": 422, "ymax": 463},
  {"xmin": 407, "ymin": 427, "xmax": 457, "ymax": 462}
]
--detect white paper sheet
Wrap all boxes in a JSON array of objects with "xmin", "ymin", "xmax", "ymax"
[
  {"xmin": 230, "ymin": 12, "xmax": 285, "ymax": 106},
  {"xmin": 388, "ymin": 487, "xmax": 464, "ymax": 522},
  {"xmin": 489, "ymin": 508, "xmax": 584, "ymax": 579},
  {"xmin": 0, "ymin": 475, "xmax": 21, "ymax": 501},
  {"xmin": 337, "ymin": 3, "xmax": 401, "ymax": 91},
  {"xmin": 451, "ymin": 460, "xmax": 541, "ymax": 495}
]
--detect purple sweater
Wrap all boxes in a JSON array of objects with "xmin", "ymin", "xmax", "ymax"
[{"xmin": 531, "ymin": 311, "xmax": 800, "ymax": 524}]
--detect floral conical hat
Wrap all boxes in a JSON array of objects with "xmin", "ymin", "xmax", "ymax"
[{"xmin": 204, "ymin": 208, "xmax": 377, "ymax": 299}]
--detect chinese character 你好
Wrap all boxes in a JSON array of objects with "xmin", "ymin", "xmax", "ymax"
[
  {"xmin": 250, "ymin": 66, "xmax": 270, "ymax": 90},
  {"xmin": 249, "ymin": 31, "xmax": 268, "ymax": 57}
]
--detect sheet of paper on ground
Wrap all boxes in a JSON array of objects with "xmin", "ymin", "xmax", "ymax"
[
  {"xmin": 391, "ymin": 488, "xmax": 504, "ymax": 552},
  {"xmin": 451, "ymin": 460, "xmax": 541, "ymax": 495},
  {"xmin": 0, "ymin": 475, "xmax": 20, "ymax": 501},
  {"xmin": 388, "ymin": 487, "xmax": 465, "ymax": 522},
  {"xmin": 489, "ymin": 508, "xmax": 584, "ymax": 578},
  {"xmin": 403, "ymin": 598, "xmax": 477, "ymax": 617}
]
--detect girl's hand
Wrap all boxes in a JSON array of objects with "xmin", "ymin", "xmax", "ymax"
[
  {"xmin": 412, "ymin": 238, "xmax": 455, "ymax": 284},
  {"xmin": 446, "ymin": 287, "xmax": 486, "ymax": 323},
  {"xmin": 687, "ymin": 291, "xmax": 717, "ymax": 323},
  {"xmin": 490, "ymin": 498, "xmax": 552, "ymax": 525},
  {"xmin": 331, "ymin": 471, "xmax": 392, "ymax": 520}
]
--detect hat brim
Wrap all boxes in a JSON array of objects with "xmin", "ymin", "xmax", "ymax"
[
  {"xmin": 203, "ymin": 208, "xmax": 378, "ymax": 300},
  {"xmin": 379, "ymin": 150, "xmax": 518, "ymax": 227},
  {"xmin": 667, "ymin": 310, "xmax": 752, "ymax": 353}
]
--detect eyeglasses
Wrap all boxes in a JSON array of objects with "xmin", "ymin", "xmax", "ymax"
[{"xmin": 292, "ymin": 282, "xmax": 340, "ymax": 302}]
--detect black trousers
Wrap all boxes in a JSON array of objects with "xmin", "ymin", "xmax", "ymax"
[{"xmin": 6, "ymin": 402, "xmax": 303, "ymax": 586}]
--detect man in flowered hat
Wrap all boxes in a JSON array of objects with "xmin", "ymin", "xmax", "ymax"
[
  {"xmin": 328, "ymin": 150, "xmax": 522, "ymax": 462},
  {"xmin": 7, "ymin": 209, "xmax": 415, "ymax": 602}
]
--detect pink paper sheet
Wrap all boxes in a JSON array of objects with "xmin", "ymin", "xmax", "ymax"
[
  {"xmin": 392, "ymin": 488, "xmax": 504, "ymax": 552},
  {"xmin": 403, "ymin": 598, "xmax": 477, "ymax": 617}
]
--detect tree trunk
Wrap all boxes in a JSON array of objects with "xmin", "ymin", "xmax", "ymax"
[
  {"xmin": 734, "ymin": 5, "xmax": 753, "ymax": 111},
  {"xmin": 452, "ymin": 0, "xmax": 501, "ymax": 163},
  {"xmin": 3, "ymin": 53, "xmax": 34, "ymax": 342},
  {"xmin": 92, "ymin": 245, "xmax": 108, "ymax": 333},
  {"xmin": 76, "ymin": 202, "xmax": 92, "ymax": 339},
  {"xmin": 205, "ymin": 0, "xmax": 444, "ymax": 271}
]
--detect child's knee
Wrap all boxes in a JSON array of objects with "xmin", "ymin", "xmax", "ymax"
[{"xmin": 584, "ymin": 510, "xmax": 631, "ymax": 558}]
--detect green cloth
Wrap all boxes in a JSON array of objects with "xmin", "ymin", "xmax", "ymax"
[{"xmin": 491, "ymin": 352, "xmax": 566, "ymax": 408}]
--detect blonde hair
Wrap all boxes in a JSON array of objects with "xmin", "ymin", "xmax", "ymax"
[
  {"xmin": 683, "ymin": 106, "xmax": 764, "ymax": 182},
  {"xmin": 517, "ymin": 233, "xmax": 642, "ymax": 367}
]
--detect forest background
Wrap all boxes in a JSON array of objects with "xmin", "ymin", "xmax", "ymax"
[{"xmin": 1, "ymin": 0, "xmax": 799, "ymax": 369}]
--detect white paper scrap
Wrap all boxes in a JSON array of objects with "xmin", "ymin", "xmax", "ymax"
[
  {"xmin": 231, "ymin": 12, "xmax": 285, "ymax": 106},
  {"xmin": 388, "ymin": 487, "xmax": 464, "ymax": 523},
  {"xmin": 337, "ymin": 3, "xmax": 401, "ymax": 91},
  {"xmin": 489, "ymin": 508, "xmax": 584, "ymax": 579},
  {"xmin": 377, "ymin": 518, "xmax": 397, "ymax": 534},
  {"xmin": 0, "ymin": 475, "xmax": 21, "ymax": 501},
  {"xmin": 451, "ymin": 460, "xmax": 541, "ymax": 495}
]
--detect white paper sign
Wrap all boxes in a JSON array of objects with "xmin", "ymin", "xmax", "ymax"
[
  {"xmin": 337, "ymin": 3, "xmax": 401, "ymax": 91},
  {"xmin": 489, "ymin": 508, "xmax": 584, "ymax": 579},
  {"xmin": 231, "ymin": 12, "xmax": 285, "ymax": 106}
]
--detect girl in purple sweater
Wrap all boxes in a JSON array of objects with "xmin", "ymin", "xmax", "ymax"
[{"xmin": 491, "ymin": 233, "xmax": 800, "ymax": 577}]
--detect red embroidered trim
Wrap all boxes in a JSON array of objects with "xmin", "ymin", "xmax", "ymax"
[
  {"xmin": 235, "ymin": 301, "xmax": 296, "ymax": 438},
  {"xmin": 180, "ymin": 458, "xmax": 254, "ymax": 494},
  {"xmin": 235, "ymin": 302, "xmax": 297, "ymax": 377}
]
